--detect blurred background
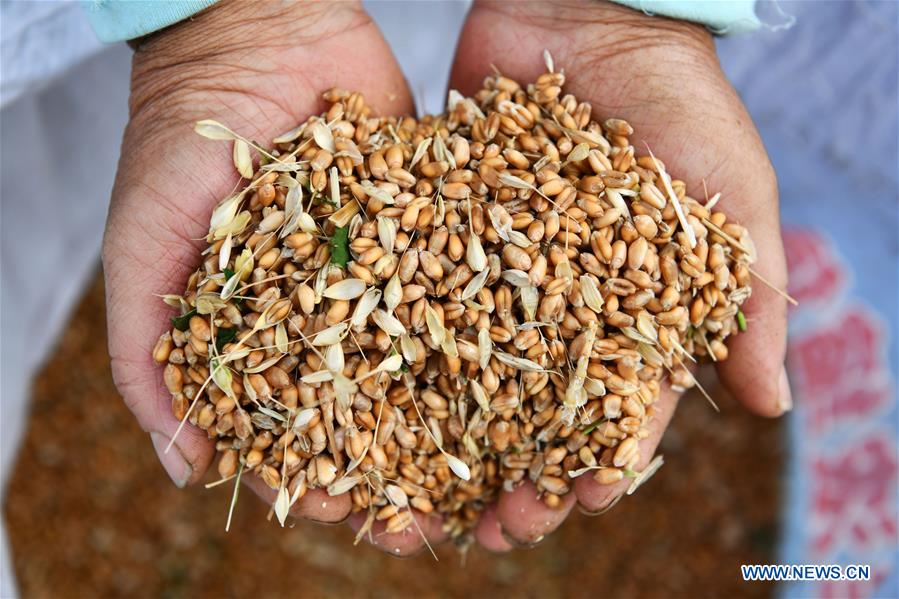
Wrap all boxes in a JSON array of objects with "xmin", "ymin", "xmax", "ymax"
[{"xmin": 1, "ymin": 1, "xmax": 896, "ymax": 598}]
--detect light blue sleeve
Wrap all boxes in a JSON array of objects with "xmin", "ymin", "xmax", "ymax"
[
  {"xmin": 610, "ymin": 0, "xmax": 761, "ymax": 34},
  {"xmin": 84, "ymin": 0, "xmax": 760, "ymax": 44},
  {"xmin": 82, "ymin": 0, "xmax": 218, "ymax": 43}
]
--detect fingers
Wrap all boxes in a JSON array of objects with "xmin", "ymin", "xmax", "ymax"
[
  {"xmin": 575, "ymin": 384, "xmax": 679, "ymax": 512},
  {"xmin": 245, "ymin": 477, "xmax": 352, "ymax": 524},
  {"xmin": 713, "ymin": 170, "xmax": 791, "ymax": 417},
  {"xmin": 495, "ymin": 481, "xmax": 577, "ymax": 546},
  {"xmin": 348, "ymin": 510, "xmax": 448, "ymax": 557},
  {"xmin": 474, "ymin": 506, "xmax": 513, "ymax": 552},
  {"xmin": 290, "ymin": 489, "xmax": 353, "ymax": 523},
  {"xmin": 462, "ymin": 386, "xmax": 681, "ymax": 550}
]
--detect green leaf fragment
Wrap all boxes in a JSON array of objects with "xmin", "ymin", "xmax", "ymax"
[
  {"xmin": 257, "ymin": 143, "xmax": 272, "ymax": 166},
  {"xmin": 329, "ymin": 225, "xmax": 350, "ymax": 268},
  {"xmin": 737, "ymin": 310, "xmax": 748, "ymax": 332},
  {"xmin": 581, "ymin": 416, "xmax": 609, "ymax": 435},
  {"xmin": 171, "ymin": 309, "xmax": 197, "ymax": 331},
  {"xmin": 215, "ymin": 327, "xmax": 238, "ymax": 352}
]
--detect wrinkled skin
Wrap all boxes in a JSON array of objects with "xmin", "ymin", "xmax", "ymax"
[{"xmin": 104, "ymin": 0, "xmax": 789, "ymax": 557}]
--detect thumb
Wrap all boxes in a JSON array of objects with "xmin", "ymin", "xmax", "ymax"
[
  {"xmin": 111, "ymin": 345, "xmax": 216, "ymax": 487},
  {"xmin": 105, "ymin": 255, "xmax": 215, "ymax": 487}
]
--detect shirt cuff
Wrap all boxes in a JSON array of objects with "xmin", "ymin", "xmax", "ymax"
[
  {"xmin": 610, "ymin": 0, "xmax": 761, "ymax": 34},
  {"xmin": 82, "ymin": 0, "xmax": 218, "ymax": 43}
]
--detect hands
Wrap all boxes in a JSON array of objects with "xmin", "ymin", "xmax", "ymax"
[{"xmin": 104, "ymin": 0, "xmax": 788, "ymax": 556}]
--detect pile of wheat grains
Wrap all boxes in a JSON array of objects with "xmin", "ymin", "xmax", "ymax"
[{"xmin": 152, "ymin": 53, "xmax": 755, "ymax": 541}]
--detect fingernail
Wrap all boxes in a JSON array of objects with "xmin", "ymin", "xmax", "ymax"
[
  {"xmin": 384, "ymin": 545, "xmax": 427, "ymax": 560},
  {"xmin": 150, "ymin": 432, "xmax": 192, "ymax": 488},
  {"xmin": 577, "ymin": 493, "xmax": 624, "ymax": 517},
  {"xmin": 777, "ymin": 366, "xmax": 793, "ymax": 414},
  {"xmin": 481, "ymin": 535, "xmax": 514, "ymax": 554},
  {"xmin": 498, "ymin": 524, "xmax": 544, "ymax": 549},
  {"xmin": 306, "ymin": 514, "xmax": 350, "ymax": 526}
]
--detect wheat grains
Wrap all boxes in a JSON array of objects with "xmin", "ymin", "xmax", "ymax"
[{"xmin": 154, "ymin": 54, "xmax": 755, "ymax": 539}]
